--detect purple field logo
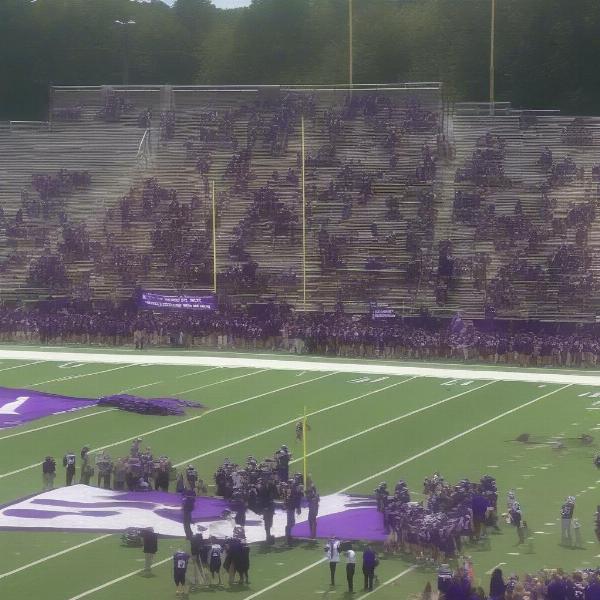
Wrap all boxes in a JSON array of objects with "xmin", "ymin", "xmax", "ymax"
[
  {"xmin": 0, "ymin": 387, "xmax": 97, "ymax": 428},
  {"xmin": 0, "ymin": 486, "xmax": 386, "ymax": 542}
]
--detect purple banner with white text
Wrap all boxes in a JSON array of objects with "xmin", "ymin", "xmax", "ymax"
[
  {"xmin": 139, "ymin": 291, "xmax": 217, "ymax": 311},
  {"xmin": 0, "ymin": 388, "xmax": 97, "ymax": 429}
]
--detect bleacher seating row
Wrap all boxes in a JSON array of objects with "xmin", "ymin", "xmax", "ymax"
[{"xmin": 2, "ymin": 84, "xmax": 600, "ymax": 321}]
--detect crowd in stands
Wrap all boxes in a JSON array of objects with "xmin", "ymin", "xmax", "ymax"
[
  {"xmin": 96, "ymin": 89, "xmax": 134, "ymax": 122},
  {"xmin": 52, "ymin": 105, "xmax": 83, "ymax": 122},
  {"xmin": 423, "ymin": 565, "xmax": 600, "ymax": 600},
  {"xmin": 455, "ymin": 132, "xmax": 510, "ymax": 188},
  {"xmin": 5, "ymin": 90, "xmax": 600, "ymax": 326},
  {"xmin": 3, "ymin": 305, "xmax": 600, "ymax": 368},
  {"xmin": 27, "ymin": 255, "xmax": 69, "ymax": 289}
]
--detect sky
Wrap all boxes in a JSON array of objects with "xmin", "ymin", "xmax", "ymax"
[{"xmin": 162, "ymin": 0, "xmax": 252, "ymax": 7}]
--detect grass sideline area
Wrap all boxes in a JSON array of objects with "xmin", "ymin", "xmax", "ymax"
[{"xmin": 0, "ymin": 349, "xmax": 600, "ymax": 599}]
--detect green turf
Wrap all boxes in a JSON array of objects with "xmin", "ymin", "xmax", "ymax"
[{"xmin": 0, "ymin": 354, "xmax": 600, "ymax": 599}]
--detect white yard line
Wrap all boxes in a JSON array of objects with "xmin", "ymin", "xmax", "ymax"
[
  {"xmin": 336, "ymin": 383, "xmax": 573, "ymax": 493},
  {"xmin": 65, "ymin": 555, "xmax": 328, "ymax": 600},
  {"xmin": 66, "ymin": 554, "xmax": 173, "ymax": 600},
  {"xmin": 289, "ymin": 380, "xmax": 495, "ymax": 464},
  {"xmin": 65, "ymin": 555, "xmax": 412, "ymax": 600},
  {"xmin": 2, "ymin": 348, "xmax": 600, "ymax": 385},
  {"xmin": 0, "ymin": 409, "xmax": 117, "ymax": 441},
  {"xmin": 0, "ymin": 360, "xmax": 47, "ymax": 373},
  {"xmin": 243, "ymin": 558, "xmax": 328, "ymax": 599},
  {"xmin": 176, "ymin": 369, "xmax": 269, "ymax": 394},
  {"xmin": 0, "ymin": 372, "xmax": 335, "ymax": 480},
  {"xmin": 486, "ymin": 562, "xmax": 507, "ymax": 575},
  {"xmin": 116, "ymin": 381, "xmax": 163, "ymax": 394},
  {"xmin": 0, "ymin": 534, "xmax": 112, "ymax": 581},
  {"xmin": 174, "ymin": 376, "xmax": 418, "ymax": 467},
  {"xmin": 355, "ymin": 566, "xmax": 417, "ymax": 598},
  {"xmin": 176, "ymin": 366, "xmax": 222, "ymax": 379},
  {"xmin": 28, "ymin": 364, "xmax": 136, "ymax": 387}
]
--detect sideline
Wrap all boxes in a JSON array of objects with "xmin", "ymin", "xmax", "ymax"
[{"xmin": 0, "ymin": 348, "xmax": 598, "ymax": 385}]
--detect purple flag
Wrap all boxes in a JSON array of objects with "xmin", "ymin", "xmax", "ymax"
[{"xmin": 0, "ymin": 387, "xmax": 97, "ymax": 429}]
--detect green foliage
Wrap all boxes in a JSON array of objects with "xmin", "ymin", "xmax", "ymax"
[{"xmin": 1, "ymin": 0, "xmax": 599, "ymax": 120}]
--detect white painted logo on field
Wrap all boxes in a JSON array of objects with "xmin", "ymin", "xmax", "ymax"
[
  {"xmin": 0, "ymin": 396, "xmax": 29, "ymax": 414},
  {"xmin": 441, "ymin": 380, "xmax": 473, "ymax": 387},
  {"xmin": 58, "ymin": 363, "xmax": 85, "ymax": 369}
]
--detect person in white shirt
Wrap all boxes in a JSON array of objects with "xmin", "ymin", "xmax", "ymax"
[
  {"xmin": 324, "ymin": 536, "xmax": 341, "ymax": 586},
  {"xmin": 345, "ymin": 545, "xmax": 356, "ymax": 592}
]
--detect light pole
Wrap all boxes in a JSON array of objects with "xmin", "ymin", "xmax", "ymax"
[
  {"xmin": 348, "ymin": 0, "xmax": 353, "ymax": 90},
  {"xmin": 115, "ymin": 19, "xmax": 136, "ymax": 85},
  {"xmin": 489, "ymin": 0, "xmax": 496, "ymax": 115}
]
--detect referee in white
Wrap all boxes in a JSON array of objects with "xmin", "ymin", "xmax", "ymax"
[
  {"xmin": 345, "ymin": 544, "xmax": 356, "ymax": 592},
  {"xmin": 324, "ymin": 536, "xmax": 341, "ymax": 586}
]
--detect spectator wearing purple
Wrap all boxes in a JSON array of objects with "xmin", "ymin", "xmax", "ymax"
[
  {"xmin": 586, "ymin": 574, "xmax": 600, "ymax": 600},
  {"xmin": 547, "ymin": 573, "xmax": 567, "ymax": 600},
  {"xmin": 445, "ymin": 571, "xmax": 472, "ymax": 600},
  {"xmin": 471, "ymin": 492, "xmax": 490, "ymax": 539},
  {"xmin": 362, "ymin": 545, "xmax": 377, "ymax": 591},
  {"xmin": 489, "ymin": 568, "xmax": 506, "ymax": 600}
]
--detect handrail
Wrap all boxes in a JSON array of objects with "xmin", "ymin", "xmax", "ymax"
[
  {"xmin": 9, "ymin": 120, "xmax": 50, "ymax": 126},
  {"xmin": 136, "ymin": 128, "xmax": 149, "ymax": 157}
]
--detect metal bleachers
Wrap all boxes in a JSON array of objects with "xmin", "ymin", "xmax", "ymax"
[{"xmin": 4, "ymin": 84, "xmax": 600, "ymax": 321}]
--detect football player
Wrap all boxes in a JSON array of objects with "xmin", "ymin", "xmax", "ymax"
[
  {"xmin": 173, "ymin": 549, "xmax": 190, "ymax": 597},
  {"xmin": 63, "ymin": 451, "xmax": 76, "ymax": 486},
  {"xmin": 42, "ymin": 456, "xmax": 56, "ymax": 490}
]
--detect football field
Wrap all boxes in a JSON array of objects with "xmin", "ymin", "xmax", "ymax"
[{"xmin": 1, "ymin": 347, "xmax": 600, "ymax": 599}]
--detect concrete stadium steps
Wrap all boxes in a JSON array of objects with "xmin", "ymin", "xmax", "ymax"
[
  {"xmin": 436, "ymin": 113, "xmax": 600, "ymax": 320},
  {"xmin": 2, "ymin": 85, "xmax": 445, "ymax": 308},
  {"xmin": 0, "ymin": 121, "xmax": 140, "ymax": 298}
]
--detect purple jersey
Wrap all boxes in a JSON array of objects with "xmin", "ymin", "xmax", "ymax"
[{"xmin": 173, "ymin": 551, "xmax": 190, "ymax": 572}]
